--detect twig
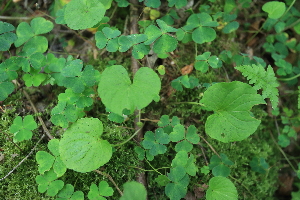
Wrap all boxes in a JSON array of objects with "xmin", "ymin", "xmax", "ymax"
[
  {"xmin": 1, "ymin": 131, "xmax": 22, "ymax": 151},
  {"xmin": 94, "ymin": 170, "xmax": 123, "ymax": 196},
  {"xmin": 200, "ymin": 135, "xmax": 220, "ymax": 157},
  {"xmin": 269, "ymin": 131, "xmax": 296, "ymax": 172},
  {"xmin": 0, "ymin": 134, "xmax": 45, "ymax": 181}
]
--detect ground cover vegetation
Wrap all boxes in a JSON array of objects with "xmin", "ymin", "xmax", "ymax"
[{"xmin": 0, "ymin": 0, "xmax": 300, "ymax": 199}]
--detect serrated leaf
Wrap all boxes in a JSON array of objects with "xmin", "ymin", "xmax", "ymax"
[
  {"xmin": 236, "ymin": 64, "xmax": 279, "ymax": 108},
  {"xmin": 98, "ymin": 65, "xmax": 161, "ymax": 116},
  {"xmin": 206, "ymin": 177, "xmax": 238, "ymax": 200},
  {"xmin": 120, "ymin": 181, "xmax": 147, "ymax": 200},
  {"xmin": 64, "ymin": 0, "xmax": 106, "ymax": 30},
  {"xmin": 200, "ymin": 81, "xmax": 265, "ymax": 143}
]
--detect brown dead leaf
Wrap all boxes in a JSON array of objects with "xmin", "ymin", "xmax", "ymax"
[
  {"xmin": 181, "ymin": 63, "xmax": 194, "ymax": 75},
  {"xmin": 194, "ymin": 184, "xmax": 208, "ymax": 198}
]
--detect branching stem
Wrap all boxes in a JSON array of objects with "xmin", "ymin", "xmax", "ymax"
[{"xmin": 94, "ymin": 170, "xmax": 123, "ymax": 196}]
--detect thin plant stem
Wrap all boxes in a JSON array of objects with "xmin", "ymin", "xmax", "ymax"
[
  {"xmin": 1, "ymin": 131, "xmax": 22, "ymax": 151},
  {"xmin": 269, "ymin": 131, "xmax": 296, "ymax": 172},
  {"xmin": 0, "ymin": 134, "xmax": 45, "ymax": 181},
  {"xmin": 112, "ymin": 126, "xmax": 143, "ymax": 147},
  {"xmin": 145, "ymin": 159, "xmax": 163, "ymax": 176},
  {"xmin": 200, "ymin": 136, "xmax": 220, "ymax": 157},
  {"xmin": 94, "ymin": 170, "xmax": 123, "ymax": 196},
  {"xmin": 229, "ymin": 175, "xmax": 257, "ymax": 199}
]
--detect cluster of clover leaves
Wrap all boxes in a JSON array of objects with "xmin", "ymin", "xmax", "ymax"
[{"xmin": 0, "ymin": 0, "xmax": 292, "ymax": 199}]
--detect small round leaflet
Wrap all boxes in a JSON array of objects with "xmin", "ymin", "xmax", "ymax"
[{"xmin": 59, "ymin": 118, "xmax": 112, "ymax": 173}]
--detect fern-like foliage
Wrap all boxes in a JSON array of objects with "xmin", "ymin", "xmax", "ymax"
[{"xmin": 236, "ymin": 64, "xmax": 279, "ymax": 109}]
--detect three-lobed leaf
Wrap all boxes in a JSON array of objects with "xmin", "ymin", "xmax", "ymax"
[{"xmin": 9, "ymin": 115, "xmax": 38, "ymax": 142}]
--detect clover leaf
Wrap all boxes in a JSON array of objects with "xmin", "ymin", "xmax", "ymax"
[
  {"xmin": 9, "ymin": 115, "xmax": 37, "ymax": 142},
  {"xmin": 168, "ymin": 0, "xmax": 187, "ymax": 9},
  {"xmin": 36, "ymin": 169, "xmax": 64, "ymax": 196},
  {"xmin": 120, "ymin": 181, "xmax": 147, "ymax": 200},
  {"xmin": 165, "ymin": 168, "xmax": 190, "ymax": 200},
  {"xmin": 57, "ymin": 184, "xmax": 84, "ymax": 200},
  {"xmin": 0, "ymin": 21, "xmax": 17, "ymax": 51},
  {"xmin": 14, "ymin": 17, "xmax": 53, "ymax": 53},
  {"xmin": 195, "ymin": 52, "xmax": 222, "ymax": 73},
  {"xmin": 64, "ymin": 0, "xmax": 106, "ymax": 30},
  {"xmin": 95, "ymin": 27, "xmax": 121, "ymax": 52},
  {"xmin": 88, "ymin": 181, "xmax": 114, "ymax": 200},
  {"xmin": 98, "ymin": 65, "xmax": 161, "ymax": 116},
  {"xmin": 59, "ymin": 118, "xmax": 112, "ymax": 173},
  {"xmin": 200, "ymin": 81, "xmax": 265, "ymax": 143},
  {"xmin": 142, "ymin": 129, "xmax": 170, "ymax": 156},
  {"xmin": 250, "ymin": 157, "xmax": 269, "ymax": 174},
  {"xmin": 184, "ymin": 13, "xmax": 219, "ymax": 44}
]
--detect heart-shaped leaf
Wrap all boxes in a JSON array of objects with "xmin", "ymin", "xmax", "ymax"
[
  {"xmin": 206, "ymin": 177, "xmax": 238, "ymax": 200},
  {"xmin": 262, "ymin": 1, "xmax": 286, "ymax": 19},
  {"xmin": 200, "ymin": 81, "xmax": 265, "ymax": 143},
  {"xmin": 98, "ymin": 65, "xmax": 161, "ymax": 115}
]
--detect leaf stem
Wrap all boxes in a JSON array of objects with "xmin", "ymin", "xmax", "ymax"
[
  {"xmin": 112, "ymin": 126, "xmax": 144, "ymax": 147},
  {"xmin": 94, "ymin": 170, "xmax": 123, "ymax": 196},
  {"xmin": 145, "ymin": 159, "xmax": 163, "ymax": 176},
  {"xmin": 269, "ymin": 131, "xmax": 296, "ymax": 172},
  {"xmin": 277, "ymin": 73, "xmax": 300, "ymax": 81}
]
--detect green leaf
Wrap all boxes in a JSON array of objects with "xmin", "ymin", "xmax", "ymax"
[
  {"xmin": 59, "ymin": 118, "xmax": 112, "ymax": 173},
  {"xmin": 192, "ymin": 26, "xmax": 216, "ymax": 44},
  {"xmin": 169, "ymin": 124, "xmax": 185, "ymax": 142},
  {"xmin": 155, "ymin": 175, "xmax": 170, "ymax": 186},
  {"xmin": 0, "ymin": 82, "xmax": 14, "ymax": 101},
  {"xmin": 175, "ymin": 140, "xmax": 193, "ymax": 152},
  {"xmin": 23, "ymin": 71, "xmax": 47, "ymax": 87},
  {"xmin": 222, "ymin": 21, "xmax": 239, "ymax": 33},
  {"xmin": 14, "ymin": 22, "xmax": 34, "ymax": 47},
  {"xmin": 206, "ymin": 177, "xmax": 238, "ymax": 200},
  {"xmin": 36, "ymin": 169, "xmax": 63, "ymax": 196},
  {"xmin": 200, "ymin": 81, "xmax": 265, "ymax": 143},
  {"xmin": 278, "ymin": 134, "xmax": 290, "ymax": 147},
  {"xmin": 57, "ymin": 184, "xmax": 84, "ymax": 200},
  {"xmin": 153, "ymin": 34, "xmax": 178, "ymax": 57},
  {"xmin": 50, "ymin": 102, "xmax": 79, "ymax": 128},
  {"xmin": 22, "ymin": 36, "xmax": 49, "ymax": 53},
  {"xmin": 168, "ymin": 0, "xmax": 187, "ymax": 9},
  {"xmin": 212, "ymin": 164, "xmax": 231, "ymax": 177},
  {"xmin": 250, "ymin": 157, "xmax": 269, "ymax": 174},
  {"xmin": 88, "ymin": 181, "xmax": 114, "ymax": 199},
  {"xmin": 262, "ymin": 1, "xmax": 286, "ymax": 19},
  {"xmin": 64, "ymin": 0, "xmax": 106, "ymax": 30},
  {"xmin": 9, "ymin": 115, "xmax": 38, "ymax": 142},
  {"xmin": 30, "ymin": 17, "xmax": 54, "ymax": 35},
  {"xmin": 144, "ymin": 25, "xmax": 162, "ymax": 45},
  {"xmin": 134, "ymin": 146, "xmax": 145, "ymax": 160},
  {"xmin": 235, "ymin": 64, "xmax": 279, "ymax": 108},
  {"xmin": 165, "ymin": 173, "xmax": 189, "ymax": 200},
  {"xmin": 98, "ymin": 65, "xmax": 161, "ymax": 116},
  {"xmin": 0, "ymin": 22, "xmax": 17, "ymax": 51},
  {"xmin": 144, "ymin": 0, "xmax": 161, "ymax": 8},
  {"xmin": 156, "ymin": 19, "xmax": 178, "ymax": 33},
  {"xmin": 200, "ymin": 166, "xmax": 210, "ymax": 175},
  {"xmin": 132, "ymin": 43, "xmax": 150, "ymax": 59},
  {"xmin": 158, "ymin": 115, "xmax": 170, "ymax": 127},
  {"xmin": 120, "ymin": 181, "xmax": 147, "ymax": 200},
  {"xmin": 186, "ymin": 125, "xmax": 199, "ymax": 144},
  {"xmin": 172, "ymin": 151, "xmax": 188, "ymax": 167},
  {"xmin": 36, "ymin": 151, "xmax": 55, "ymax": 174},
  {"xmin": 168, "ymin": 165, "xmax": 186, "ymax": 182}
]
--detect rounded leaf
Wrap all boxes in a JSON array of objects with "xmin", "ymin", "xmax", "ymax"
[
  {"xmin": 200, "ymin": 81, "xmax": 265, "ymax": 142},
  {"xmin": 206, "ymin": 177, "xmax": 238, "ymax": 200},
  {"xmin": 262, "ymin": 1, "xmax": 286, "ymax": 19},
  {"xmin": 120, "ymin": 181, "xmax": 147, "ymax": 200},
  {"xmin": 60, "ymin": 133, "xmax": 112, "ymax": 173},
  {"xmin": 64, "ymin": 0, "xmax": 106, "ymax": 30}
]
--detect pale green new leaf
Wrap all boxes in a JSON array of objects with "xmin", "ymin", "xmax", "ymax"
[
  {"xmin": 236, "ymin": 64, "xmax": 279, "ymax": 108},
  {"xmin": 262, "ymin": 1, "xmax": 286, "ymax": 19},
  {"xmin": 206, "ymin": 177, "xmax": 238, "ymax": 200},
  {"xmin": 10, "ymin": 115, "xmax": 38, "ymax": 142},
  {"xmin": 200, "ymin": 81, "xmax": 265, "ymax": 143},
  {"xmin": 98, "ymin": 65, "xmax": 161, "ymax": 116}
]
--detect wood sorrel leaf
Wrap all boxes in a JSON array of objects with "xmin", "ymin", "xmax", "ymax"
[
  {"xmin": 200, "ymin": 81, "xmax": 265, "ymax": 143},
  {"xmin": 98, "ymin": 65, "xmax": 161, "ymax": 116}
]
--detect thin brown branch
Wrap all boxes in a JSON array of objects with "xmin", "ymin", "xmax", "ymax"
[
  {"xmin": 94, "ymin": 170, "xmax": 123, "ymax": 196},
  {"xmin": 0, "ymin": 134, "xmax": 45, "ymax": 181}
]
